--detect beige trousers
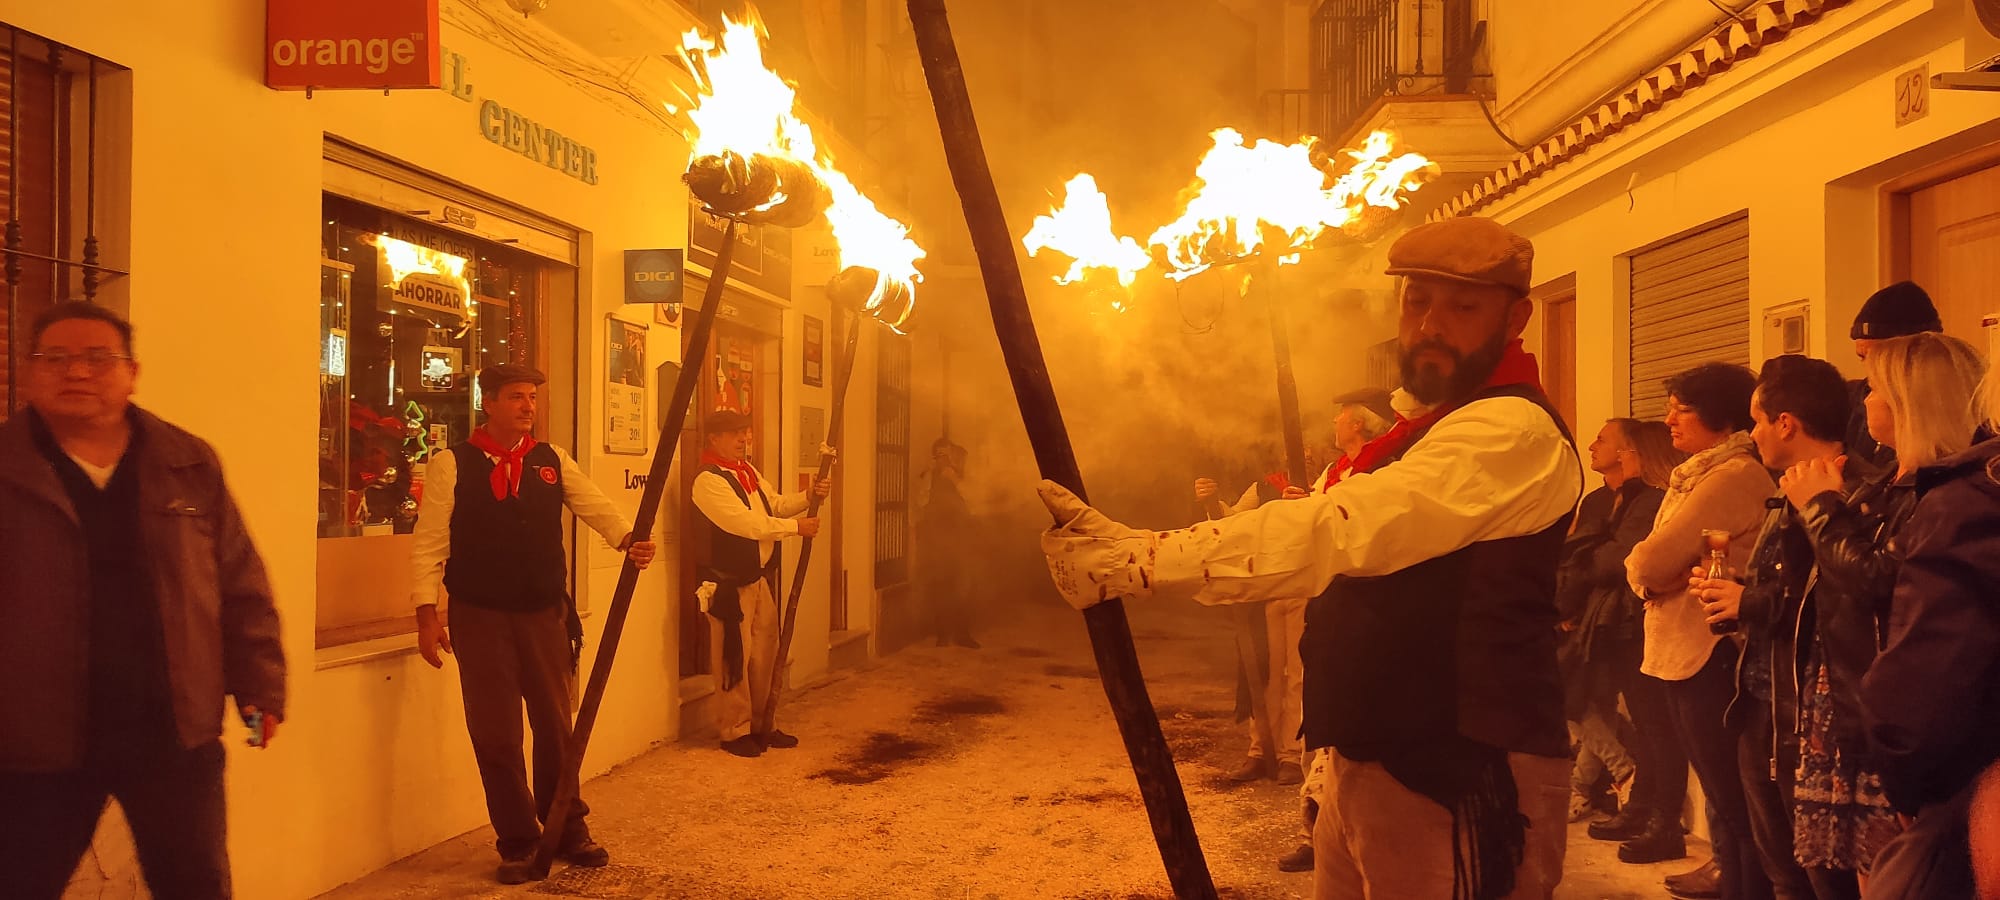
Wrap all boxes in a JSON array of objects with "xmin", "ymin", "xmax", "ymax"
[
  {"xmin": 1248, "ymin": 596, "xmax": 1309, "ymax": 762},
  {"xmin": 1311, "ymin": 751, "xmax": 1570, "ymax": 900},
  {"xmin": 708, "ymin": 579, "xmax": 783, "ymax": 741}
]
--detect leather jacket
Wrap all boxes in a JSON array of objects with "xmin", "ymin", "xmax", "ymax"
[{"xmin": 1797, "ymin": 468, "xmax": 1918, "ymax": 759}]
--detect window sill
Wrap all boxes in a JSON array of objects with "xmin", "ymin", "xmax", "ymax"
[{"xmin": 315, "ymin": 633, "xmax": 419, "ymax": 671}]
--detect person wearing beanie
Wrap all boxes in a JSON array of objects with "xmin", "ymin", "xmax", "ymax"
[
  {"xmin": 1846, "ymin": 281, "xmax": 1943, "ymax": 469},
  {"xmin": 409, "ymin": 363, "xmax": 656, "ymax": 884},
  {"xmin": 1040, "ymin": 217, "xmax": 1583, "ymax": 899},
  {"xmin": 693, "ymin": 408, "xmax": 830, "ymax": 758}
]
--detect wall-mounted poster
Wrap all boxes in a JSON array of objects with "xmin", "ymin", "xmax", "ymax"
[
  {"xmin": 606, "ymin": 316, "xmax": 648, "ymax": 455},
  {"xmin": 803, "ymin": 315, "xmax": 825, "ymax": 387},
  {"xmin": 418, "ymin": 345, "xmax": 462, "ymax": 391}
]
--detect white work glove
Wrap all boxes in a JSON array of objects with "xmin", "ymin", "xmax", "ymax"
[
  {"xmin": 695, "ymin": 581, "xmax": 717, "ymax": 613},
  {"xmin": 1037, "ymin": 480, "xmax": 1158, "ymax": 610}
]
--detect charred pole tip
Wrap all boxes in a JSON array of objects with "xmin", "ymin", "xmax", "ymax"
[
  {"xmin": 529, "ymin": 217, "xmax": 744, "ymax": 879},
  {"xmin": 763, "ymin": 281, "xmax": 868, "ymax": 724},
  {"xmin": 902, "ymin": 1, "xmax": 1218, "ymax": 896}
]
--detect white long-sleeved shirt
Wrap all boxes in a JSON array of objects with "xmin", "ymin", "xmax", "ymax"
[
  {"xmin": 409, "ymin": 441, "xmax": 635, "ymax": 609},
  {"xmin": 692, "ymin": 465, "xmax": 810, "ymax": 566},
  {"xmin": 1153, "ymin": 392, "xmax": 1583, "ymax": 606}
]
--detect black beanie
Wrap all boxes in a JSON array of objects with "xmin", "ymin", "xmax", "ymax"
[{"xmin": 1851, "ymin": 281, "xmax": 1942, "ymax": 340}]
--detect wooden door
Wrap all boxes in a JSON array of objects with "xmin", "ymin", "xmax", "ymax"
[
  {"xmin": 1536, "ymin": 275, "xmax": 1578, "ymax": 434},
  {"xmin": 1908, "ymin": 164, "xmax": 2000, "ymax": 341}
]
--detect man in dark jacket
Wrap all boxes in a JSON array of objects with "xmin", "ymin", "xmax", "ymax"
[
  {"xmin": 1697, "ymin": 355, "xmax": 1874, "ymax": 900},
  {"xmin": 1844, "ymin": 282, "xmax": 1940, "ymax": 471},
  {"xmin": 0, "ymin": 302, "xmax": 286, "ymax": 900},
  {"xmin": 1862, "ymin": 434, "xmax": 2000, "ymax": 899}
]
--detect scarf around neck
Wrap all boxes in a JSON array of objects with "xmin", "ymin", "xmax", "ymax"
[
  {"xmin": 1347, "ymin": 339, "xmax": 1546, "ymax": 477},
  {"xmin": 468, "ymin": 428, "xmax": 538, "ymax": 501},
  {"xmin": 701, "ymin": 450, "xmax": 759, "ymax": 495},
  {"xmin": 1655, "ymin": 431, "xmax": 1756, "ymax": 529}
]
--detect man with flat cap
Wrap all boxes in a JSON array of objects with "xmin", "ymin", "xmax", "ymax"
[
  {"xmin": 410, "ymin": 363, "xmax": 656, "ymax": 884},
  {"xmin": 1846, "ymin": 281, "xmax": 1943, "ymax": 469},
  {"xmin": 693, "ymin": 408, "xmax": 829, "ymax": 758},
  {"xmin": 1039, "ymin": 217, "xmax": 1583, "ymax": 899}
]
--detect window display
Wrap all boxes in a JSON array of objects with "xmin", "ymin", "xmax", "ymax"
[{"xmin": 318, "ymin": 195, "xmax": 542, "ymax": 538}]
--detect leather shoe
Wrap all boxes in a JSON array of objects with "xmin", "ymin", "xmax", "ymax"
[
  {"xmin": 1617, "ymin": 811, "xmax": 1687, "ymax": 864},
  {"xmin": 1226, "ymin": 756, "xmax": 1273, "ymax": 782},
  {"xmin": 559, "ymin": 839, "xmax": 610, "ymax": 868},
  {"xmin": 1275, "ymin": 761, "xmax": 1304, "ymax": 785},
  {"xmin": 1587, "ymin": 805, "xmax": 1649, "ymax": 841},
  {"xmin": 1665, "ymin": 858, "xmax": 1722, "ymax": 898},
  {"xmin": 1276, "ymin": 843, "xmax": 1314, "ymax": 873},
  {"xmin": 721, "ymin": 735, "xmax": 764, "ymax": 757},
  {"xmin": 761, "ymin": 729, "xmax": 800, "ymax": 750},
  {"xmin": 496, "ymin": 858, "xmax": 538, "ymax": 884}
]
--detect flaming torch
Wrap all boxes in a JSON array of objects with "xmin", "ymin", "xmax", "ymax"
[
  {"xmin": 530, "ymin": 13, "xmax": 922, "ymax": 878},
  {"xmin": 1023, "ymin": 126, "xmax": 1435, "ymax": 487}
]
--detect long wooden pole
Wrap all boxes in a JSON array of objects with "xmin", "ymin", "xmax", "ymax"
[
  {"xmin": 903, "ymin": 3, "xmax": 1217, "ymax": 896},
  {"xmin": 1264, "ymin": 266, "xmax": 1311, "ymax": 489},
  {"xmin": 531, "ymin": 219, "xmax": 742, "ymax": 877},
  {"xmin": 762, "ymin": 306, "xmax": 864, "ymax": 727}
]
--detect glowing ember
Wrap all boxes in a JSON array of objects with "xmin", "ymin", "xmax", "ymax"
[
  {"xmin": 679, "ymin": 16, "xmax": 924, "ymax": 322},
  {"xmin": 1023, "ymin": 174, "xmax": 1150, "ymax": 288},
  {"xmin": 1022, "ymin": 128, "xmax": 1436, "ymax": 289}
]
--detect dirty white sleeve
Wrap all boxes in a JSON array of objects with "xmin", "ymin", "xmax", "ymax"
[
  {"xmin": 556, "ymin": 446, "xmax": 635, "ymax": 548},
  {"xmin": 1225, "ymin": 484, "xmax": 1262, "ymax": 516},
  {"xmin": 693, "ymin": 470, "xmax": 801, "ymax": 540},
  {"xmin": 1152, "ymin": 396, "xmax": 1583, "ymax": 606},
  {"xmin": 767, "ymin": 472, "xmax": 811, "ymax": 519},
  {"xmin": 410, "ymin": 450, "xmax": 456, "ymax": 610}
]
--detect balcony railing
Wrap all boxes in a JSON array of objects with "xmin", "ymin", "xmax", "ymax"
[{"xmin": 1269, "ymin": 0, "xmax": 1480, "ymax": 143}]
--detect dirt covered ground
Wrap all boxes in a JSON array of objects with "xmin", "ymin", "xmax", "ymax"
[{"xmin": 320, "ymin": 600, "xmax": 1702, "ymax": 899}]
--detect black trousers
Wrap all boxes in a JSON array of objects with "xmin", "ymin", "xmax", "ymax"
[
  {"xmin": 1666, "ymin": 641, "xmax": 1774, "ymax": 900},
  {"xmin": 1622, "ymin": 652, "xmax": 1689, "ymax": 816},
  {"xmin": 0, "ymin": 740, "xmax": 231, "ymax": 900},
  {"xmin": 1740, "ymin": 698, "xmax": 1837, "ymax": 900}
]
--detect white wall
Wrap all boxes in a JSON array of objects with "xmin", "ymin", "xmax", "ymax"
[
  {"xmin": 1477, "ymin": 0, "xmax": 1997, "ymax": 432},
  {"xmin": 0, "ymin": 0, "xmax": 727, "ymax": 895}
]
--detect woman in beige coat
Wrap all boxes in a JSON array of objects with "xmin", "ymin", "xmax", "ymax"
[{"xmin": 1623, "ymin": 362, "xmax": 1777, "ymax": 900}]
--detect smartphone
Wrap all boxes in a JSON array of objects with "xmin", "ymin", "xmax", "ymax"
[{"xmin": 243, "ymin": 708, "xmax": 265, "ymax": 749}]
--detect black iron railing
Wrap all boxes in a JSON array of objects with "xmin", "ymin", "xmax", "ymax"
[
  {"xmin": 1271, "ymin": 0, "xmax": 1479, "ymax": 142},
  {"xmin": 3, "ymin": 24, "xmax": 127, "ymax": 414}
]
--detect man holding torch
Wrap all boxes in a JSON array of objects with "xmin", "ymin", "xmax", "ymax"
[
  {"xmin": 694, "ymin": 410, "xmax": 831, "ymax": 758},
  {"xmin": 1039, "ymin": 217, "xmax": 1582, "ymax": 899}
]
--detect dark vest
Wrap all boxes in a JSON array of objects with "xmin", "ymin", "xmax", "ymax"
[
  {"xmin": 1300, "ymin": 384, "xmax": 1575, "ymax": 761},
  {"xmin": 697, "ymin": 465, "xmax": 779, "ymax": 585},
  {"xmin": 442, "ymin": 442, "xmax": 569, "ymax": 611}
]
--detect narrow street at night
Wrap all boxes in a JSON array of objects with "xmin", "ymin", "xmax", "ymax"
[{"xmin": 319, "ymin": 598, "xmax": 1702, "ymax": 900}]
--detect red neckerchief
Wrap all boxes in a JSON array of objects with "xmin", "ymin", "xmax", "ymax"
[
  {"xmin": 468, "ymin": 428, "xmax": 538, "ymax": 501},
  {"xmin": 1347, "ymin": 339, "xmax": 1545, "ymax": 477},
  {"xmin": 701, "ymin": 450, "xmax": 758, "ymax": 495},
  {"xmin": 1319, "ymin": 455, "xmax": 1356, "ymax": 493}
]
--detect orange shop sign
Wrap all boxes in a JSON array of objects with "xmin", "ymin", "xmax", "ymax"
[{"xmin": 265, "ymin": 0, "xmax": 441, "ymax": 91}]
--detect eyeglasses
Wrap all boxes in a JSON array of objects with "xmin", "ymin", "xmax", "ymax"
[{"xmin": 29, "ymin": 349, "xmax": 133, "ymax": 373}]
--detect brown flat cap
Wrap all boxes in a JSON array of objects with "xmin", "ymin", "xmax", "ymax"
[
  {"xmin": 1384, "ymin": 217, "xmax": 1534, "ymax": 295},
  {"xmin": 704, "ymin": 408, "xmax": 754, "ymax": 434},
  {"xmin": 478, "ymin": 363, "xmax": 546, "ymax": 396}
]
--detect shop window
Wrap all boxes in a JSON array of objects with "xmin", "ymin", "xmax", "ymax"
[
  {"xmin": 2, "ymin": 25, "xmax": 129, "ymax": 417},
  {"xmin": 316, "ymin": 193, "xmax": 548, "ymax": 646}
]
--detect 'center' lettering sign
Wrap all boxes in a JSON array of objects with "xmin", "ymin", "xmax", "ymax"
[{"xmin": 266, "ymin": 0, "xmax": 441, "ymax": 91}]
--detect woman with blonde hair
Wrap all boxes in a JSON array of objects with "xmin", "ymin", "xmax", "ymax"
[
  {"xmin": 1835, "ymin": 333, "xmax": 1998, "ymax": 899},
  {"xmin": 1777, "ymin": 332, "xmax": 1985, "ymax": 893}
]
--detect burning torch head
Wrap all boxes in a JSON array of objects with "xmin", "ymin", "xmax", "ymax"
[
  {"xmin": 684, "ymin": 151, "xmax": 832, "ymax": 228},
  {"xmin": 827, "ymin": 265, "xmax": 915, "ymax": 332}
]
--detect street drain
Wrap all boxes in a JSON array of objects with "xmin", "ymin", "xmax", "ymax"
[
  {"xmin": 914, "ymin": 693, "xmax": 1007, "ymax": 723},
  {"xmin": 531, "ymin": 864, "xmax": 655, "ymax": 898},
  {"xmin": 811, "ymin": 731, "xmax": 933, "ymax": 785}
]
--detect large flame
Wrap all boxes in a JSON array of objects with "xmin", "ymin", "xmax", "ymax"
[
  {"xmin": 1022, "ymin": 129, "xmax": 1436, "ymax": 288},
  {"xmin": 1023, "ymin": 174, "xmax": 1150, "ymax": 288},
  {"xmin": 679, "ymin": 17, "xmax": 924, "ymax": 326}
]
